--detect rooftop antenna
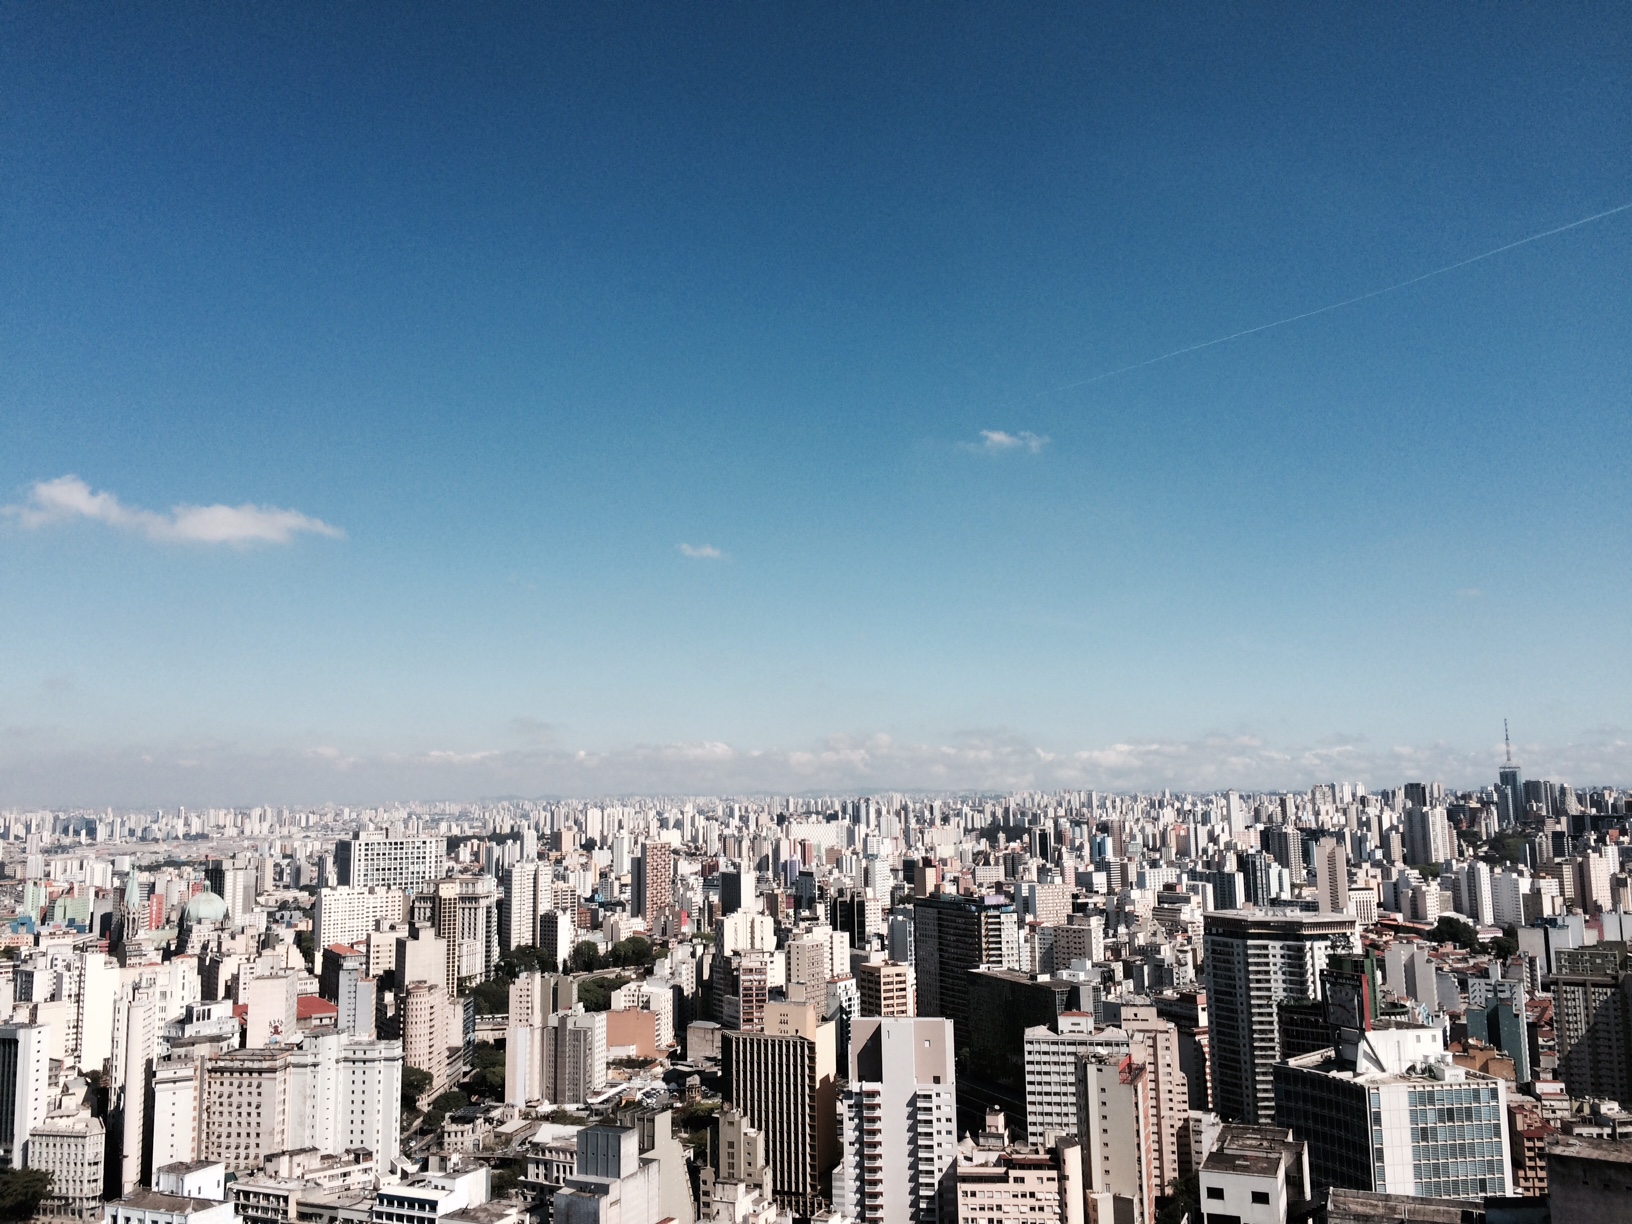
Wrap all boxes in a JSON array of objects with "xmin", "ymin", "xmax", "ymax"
[{"xmin": 1504, "ymin": 719, "xmax": 1513, "ymax": 766}]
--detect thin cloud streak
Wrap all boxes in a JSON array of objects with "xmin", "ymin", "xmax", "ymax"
[
  {"xmin": 678, "ymin": 542, "xmax": 724, "ymax": 559},
  {"xmin": 3, "ymin": 476, "xmax": 343, "ymax": 546}
]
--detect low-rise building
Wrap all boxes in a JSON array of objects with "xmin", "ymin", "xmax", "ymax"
[
  {"xmin": 1198, "ymin": 1126, "xmax": 1308, "ymax": 1224},
  {"xmin": 102, "ymin": 1190, "xmax": 236, "ymax": 1224},
  {"xmin": 1547, "ymin": 1134, "xmax": 1632, "ymax": 1223}
]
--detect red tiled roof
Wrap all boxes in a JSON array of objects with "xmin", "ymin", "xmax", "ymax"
[{"xmin": 297, "ymin": 996, "xmax": 338, "ymax": 1019}]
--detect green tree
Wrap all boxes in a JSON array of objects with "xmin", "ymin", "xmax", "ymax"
[
  {"xmin": 609, "ymin": 936, "xmax": 655, "ymax": 968},
  {"xmin": 402, "ymin": 1066, "xmax": 434, "ymax": 1109},
  {"xmin": 468, "ymin": 1042, "xmax": 506, "ymax": 1097},
  {"xmin": 1155, "ymin": 1174, "xmax": 1197, "ymax": 1224},
  {"xmin": 0, "ymin": 1168, "xmax": 52, "ymax": 1221},
  {"xmin": 570, "ymin": 941, "xmax": 604, "ymax": 974},
  {"xmin": 577, "ymin": 974, "xmax": 631, "ymax": 1012},
  {"xmin": 467, "ymin": 978, "xmax": 510, "ymax": 1015},
  {"xmin": 422, "ymin": 1090, "xmax": 470, "ymax": 1134},
  {"xmin": 489, "ymin": 1158, "xmax": 525, "ymax": 1199},
  {"xmin": 1427, "ymin": 916, "xmax": 1482, "ymax": 952}
]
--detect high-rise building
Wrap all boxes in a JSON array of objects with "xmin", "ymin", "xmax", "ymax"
[
  {"xmin": 1403, "ymin": 807, "xmax": 1452, "ymax": 869},
  {"xmin": 1311, "ymin": 837, "xmax": 1350, "ymax": 915},
  {"xmin": 856, "ymin": 961, "xmax": 915, "ymax": 1018},
  {"xmin": 335, "ymin": 831, "xmax": 446, "ymax": 892},
  {"xmin": 501, "ymin": 860, "xmax": 546, "ymax": 953},
  {"xmin": 1260, "ymin": 826, "xmax": 1305, "ymax": 886},
  {"xmin": 313, "ymin": 886, "xmax": 406, "ymax": 952},
  {"xmin": 633, "ymin": 842, "xmax": 674, "ymax": 922},
  {"xmin": 108, "ymin": 987, "xmax": 159, "ymax": 1194},
  {"xmin": 431, "ymin": 877, "xmax": 500, "ymax": 994},
  {"xmin": 911, "ymin": 895, "xmax": 1018, "ymax": 1049},
  {"xmin": 1551, "ymin": 945, "xmax": 1632, "ymax": 1103},
  {"xmin": 1204, "ymin": 910, "xmax": 1356, "ymax": 1124},
  {"xmin": 539, "ymin": 908, "xmax": 579, "ymax": 971},
  {"xmin": 720, "ymin": 866, "xmax": 745, "ymax": 917},
  {"xmin": 202, "ymin": 1048, "xmax": 292, "ymax": 1172},
  {"xmin": 1024, "ymin": 1013, "xmax": 1130, "ymax": 1146},
  {"xmin": 0, "ymin": 1022, "xmax": 50, "ymax": 1169},
  {"xmin": 1154, "ymin": 990, "xmax": 1212, "ymax": 1112},
  {"xmin": 722, "ymin": 1002, "xmax": 838, "ymax": 1217},
  {"xmin": 833, "ymin": 1018, "xmax": 957, "ymax": 1224},
  {"xmin": 201, "ymin": 1036, "xmax": 403, "ymax": 1173},
  {"xmin": 149, "ymin": 1057, "xmax": 203, "ymax": 1169},
  {"xmin": 287, "ymin": 1033, "xmax": 403, "ymax": 1168},
  {"xmin": 1122, "ymin": 1004, "xmax": 1189, "ymax": 1197},
  {"xmin": 1077, "ymin": 1054, "xmax": 1155, "ymax": 1224},
  {"xmin": 505, "ymin": 972, "xmax": 606, "ymax": 1107}
]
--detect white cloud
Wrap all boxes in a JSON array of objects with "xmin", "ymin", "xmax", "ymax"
[
  {"xmin": 962, "ymin": 429, "xmax": 1049, "ymax": 455},
  {"xmin": 678, "ymin": 542, "xmax": 724, "ymax": 559},
  {"xmin": 3, "ymin": 475, "xmax": 343, "ymax": 546},
  {"xmin": 8, "ymin": 726, "xmax": 1630, "ymax": 807}
]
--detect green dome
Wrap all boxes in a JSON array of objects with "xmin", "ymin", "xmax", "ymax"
[{"xmin": 184, "ymin": 890, "xmax": 229, "ymax": 923}]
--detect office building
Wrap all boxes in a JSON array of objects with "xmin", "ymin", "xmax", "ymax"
[
  {"xmin": 335, "ymin": 831, "xmax": 446, "ymax": 891},
  {"xmin": 312, "ymin": 886, "xmax": 406, "ymax": 952},
  {"xmin": 1204, "ymin": 910, "xmax": 1356, "ymax": 1124},
  {"xmin": 0, "ymin": 1022, "xmax": 50, "ymax": 1169},
  {"xmin": 912, "ymin": 895, "xmax": 1019, "ymax": 1049},
  {"xmin": 1274, "ymin": 1027, "xmax": 1514, "ymax": 1199},
  {"xmin": 833, "ymin": 1018, "xmax": 957, "ymax": 1224},
  {"xmin": 722, "ymin": 1002, "xmax": 838, "ymax": 1216}
]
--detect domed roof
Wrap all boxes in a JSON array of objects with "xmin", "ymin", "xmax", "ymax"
[{"xmin": 184, "ymin": 889, "xmax": 229, "ymax": 923}]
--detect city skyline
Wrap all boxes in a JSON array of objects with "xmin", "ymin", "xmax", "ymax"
[{"xmin": 4, "ymin": 5, "xmax": 1630, "ymax": 806}]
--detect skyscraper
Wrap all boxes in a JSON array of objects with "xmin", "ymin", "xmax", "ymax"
[
  {"xmin": 1311, "ymin": 836, "xmax": 1350, "ymax": 915},
  {"xmin": 1403, "ymin": 806, "xmax": 1451, "ymax": 869},
  {"xmin": 833, "ymin": 1017, "xmax": 957, "ymax": 1224},
  {"xmin": 633, "ymin": 841, "xmax": 674, "ymax": 922},
  {"xmin": 722, "ymin": 1002, "xmax": 838, "ymax": 1216},
  {"xmin": 1204, "ymin": 910, "xmax": 1356, "ymax": 1124},
  {"xmin": 911, "ymin": 894, "xmax": 1018, "ymax": 1050}
]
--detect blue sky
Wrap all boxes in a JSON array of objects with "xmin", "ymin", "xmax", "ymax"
[{"xmin": 3, "ymin": 4, "xmax": 1630, "ymax": 804}]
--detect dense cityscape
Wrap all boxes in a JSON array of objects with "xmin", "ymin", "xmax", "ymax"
[{"xmin": 0, "ymin": 760, "xmax": 1625, "ymax": 1224}]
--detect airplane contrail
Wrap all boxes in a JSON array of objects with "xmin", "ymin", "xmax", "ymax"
[{"xmin": 1042, "ymin": 199, "xmax": 1632, "ymax": 395}]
